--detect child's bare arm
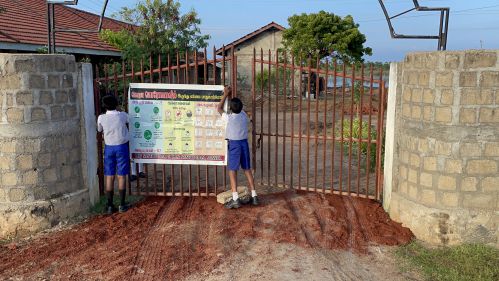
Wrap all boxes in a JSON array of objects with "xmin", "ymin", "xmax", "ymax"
[{"xmin": 217, "ymin": 86, "xmax": 231, "ymax": 115}]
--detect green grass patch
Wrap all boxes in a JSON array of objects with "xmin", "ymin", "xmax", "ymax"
[
  {"xmin": 397, "ymin": 241, "xmax": 499, "ymax": 281},
  {"xmin": 90, "ymin": 194, "xmax": 144, "ymax": 215}
]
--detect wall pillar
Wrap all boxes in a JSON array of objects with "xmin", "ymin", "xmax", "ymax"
[
  {"xmin": 385, "ymin": 50, "xmax": 499, "ymax": 246},
  {"xmin": 0, "ymin": 54, "xmax": 89, "ymax": 238}
]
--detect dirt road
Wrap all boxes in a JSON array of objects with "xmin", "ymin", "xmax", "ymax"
[{"xmin": 0, "ymin": 189, "xmax": 414, "ymax": 281}]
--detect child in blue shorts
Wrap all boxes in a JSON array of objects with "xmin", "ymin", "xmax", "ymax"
[
  {"xmin": 97, "ymin": 95, "xmax": 130, "ymax": 214},
  {"xmin": 218, "ymin": 86, "xmax": 259, "ymax": 209}
]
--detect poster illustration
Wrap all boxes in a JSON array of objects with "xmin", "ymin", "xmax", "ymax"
[{"xmin": 128, "ymin": 83, "xmax": 227, "ymax": 165}]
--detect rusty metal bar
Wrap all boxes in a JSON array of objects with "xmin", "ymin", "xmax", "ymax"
[
  {"xmin": 267, "ymin": 49, "xmax": 271, "ymax": 186},
  {"xmin": 213, "ymin": 46, "xmax": 217, "ymax": 194},
  {"xmin": 339, "ymin": 63, "xmax": 346, "ymax": 195},
  {"xmin": 274, "ymin": 50, "xmax": 279, "ymax": 186},
  {"xmin": 252, "ymin": 48, "xmax": 257, "ymax": 185},
  {"xmin": 314, "ymin": 57, "xmax": 320, "ymax": 191},
  {"xmin": 366, "ymin": 64, "xmax": 374, "ymax": 198},
  {"xmin": 298, "ymin": 56, "xmax": 303, "ymax": 190},
  {"xmin": 158, "ymin": 54, "xmax": 162, "ymax": 82},
  {"xmin": 149, "ymin": 54, "xmax": 158, "ymax": 196},
  {"xmin": 357, "ymin": 64, "xmax": 364, "ymax": 196},
  {"xmin": 347, "ymin": 64, "xmax": 355, "ymax": 195},
  {"xmin": 259, "ymin": 48, "xmax": 264, "ymax": 185},
  {"xmin": 306, "ymin": 56, "xmax": 311, "ymax": 191},
  {"xmin": 94, "ymin": 66, "xmax": 104, "ymax": 195},
  {"xmin": 282, "ymin": 51, "xmax": 287, "ymax": 185},
  {"xmin": 113, "ymin": 63, "xmax": 118, "ymax": 97},
  {"xmin": 331, "ymin": 59, "xmax": 337, "ymax": 192},
  {"xmin": 202, "ymin": 47, "xmax": 208, "ymax": 196},
  {"xmin": 290, "ymin": 54, "xmax": 295, "ymax": 189},
  {"xmin": 322, "ymin": 59, "xmax": 329, "ymax": 193},
  {"xmin": 104, "ymin": 64, "xmax": 109, "ymax": 94},
  {"xmin": 376, "ymin": 68, "xmax": 386, "ymax": 200},
  {"xmin": 221, "ymin": 46, "xmax": 227, "ymax": 192}
]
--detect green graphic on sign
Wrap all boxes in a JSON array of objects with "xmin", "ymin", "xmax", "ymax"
[
  {"xmin": 153, "ymin": 107, "xmax": 159, "ymax": 114},
  {"xmin": 144, "ymin": 130, "xmax": 152, "ymax": 140},
  {"xmin": 154, "ymin": 122, "xmax": 160, "ymax": 129},
  {"xmin": 134, "ymin": 106, "xmax": 140, "ymax": 113},
  {"xmin": 134, "ymin": 122, "xmax": 140, "ymax": 128}
]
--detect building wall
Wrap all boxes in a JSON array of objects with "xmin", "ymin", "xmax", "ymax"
[
  {"xmin": 0, "ymin": 54, "xmax": 90, "ymax": 238},
  {"xmin": 233, "ymin": 30, "xmax": 284, "ymax": 91},
  {"xmin": 385, "ymin": 50, "xmax": 499, "ymax": 246}
]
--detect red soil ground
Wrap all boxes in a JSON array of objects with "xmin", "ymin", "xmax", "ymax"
[{"xmin": 0, "ymin": 190, "xmax": 413, "ymax": 281}]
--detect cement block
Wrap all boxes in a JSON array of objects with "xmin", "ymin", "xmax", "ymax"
[
  {"xmin": 466, "ymin": 160, "xmax": 497, "ymax": 175},
  {"xmin": 464, "ymin": 52, "xmax": 497, "ymax": 68},
  {"xmin": 216, "ymin": 186, "xmax": 251, "ymax": 204}
]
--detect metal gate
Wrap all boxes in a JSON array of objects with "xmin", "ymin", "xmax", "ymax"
[
  {"xmin": 251, "ymin": 50, "xmax": 386, "ymax": 200},
  {"xmin": 94, "ymin": 47, "xmax": 386, "ymax": 200},
  {"xmin": 94, "ymin": 47, "xmax": 239, "ymax": 197}
]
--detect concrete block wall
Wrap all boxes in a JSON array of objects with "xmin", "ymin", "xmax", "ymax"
[
  {"xmin": 0, "ymin": 54, "xmax": 89, "ymax": 238},
  {"xmin": 386, "ymin": 50, "xmax": 499, "ymax": 246}
]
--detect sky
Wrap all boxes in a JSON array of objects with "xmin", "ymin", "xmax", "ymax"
[{"xmin": 76, "ymin": 0, "xmax": 499, "ymax": 62}]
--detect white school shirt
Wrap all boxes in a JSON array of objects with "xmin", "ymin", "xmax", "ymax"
[
  {"xmin": 222, "ymin": 111, "xmax": 249, "ymax": 140},
  {"xmin": 97, "ymin": 110, "xmax": 129, "ymax": 145}
]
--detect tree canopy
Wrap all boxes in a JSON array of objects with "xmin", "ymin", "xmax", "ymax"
[
  {"xmin": 100, "ymin": 0, "xmax": 209, "ymax": 61},
  {"xmin": 282, "ymin": 11, "xmax": 372, "ymax": 63}
]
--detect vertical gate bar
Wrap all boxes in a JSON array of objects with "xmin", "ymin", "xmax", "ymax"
[
  {"xmin": 122, "ymin": 61, "xmax": 127, "ymax": 111},
  {"xmin": 213, "ymin": 46, "xmax": 217, "ymax": 194},
  {"xmin": 234, "ymin": 55, "xmax": 238, "ymax": 96},
  {"xmin": 168, "ymin": 54, "xmax": 172, "ymax": 83},
  {"xmin": 104, "ymin": 64, "xmax": 109, "ymax": 94},
  {"xmin": 331, "ymin": 59, "xmax": 337, "ymax": 191},
  {"xmin": 221, "ymin": 46, "xmax": 227, "ymax": 191},
  {"xmin": 149, "ymin": 54, "xmax": 153, "ymax": 82},
  {"xmin": 306, "ymin": 56, "xmax": 312, "ymax": 191},
  {"xmin": 186, "ymin": 50, "xmax": 192, "ymax": 196},
  {"xmin": 140, "ymin": 58, "xmax": 144, "ymax": 83},
  {"xmin": 259, "ymin": 49, "xmax": 264, "ymax": 185},
  {"xmin": 203, "ymin": 47, "xmax": 207, "ymax": 195},
  {"xmin": 158, "ymin": 54, "xmax": 162, "ymax": 82},
  {"xmin": 231, "ymin": 46, "xmax": 236, "ymax": 96},
  {"xmin": 267, "ymin": 49, "xmax": 271, "ymax": 186},
  {"xmin": 347, "ymin": 64, "xmax": 355, "ymax": 195},
  {"xmin": 376, "ymin": 68, "xmax": 385, "ymax": 201},
  {"xmin": 322, "ymin": 59, "xmax": 329, "ymax": 193},
  {"xmin": 194, "ymin": 49, "xmax": 199, "ymax": 196},
  {"xmin": 314, "ymin": 57, "xmax": 320, "ymax": 191},
  {"xmin": 282, "ymin": 52, "xmax": 287, "ymax": 185},
  {"xmin": 176, "ymin": 51, "xmax": 183, "ymax": 195},
  {"xmin": 339, "ymin": 63, "xmax": 346, "ymax": 195},
  {"xmin": 290, "ymin": 54, "xmax": 295, "ymax": 189},
  {"xmin": 113, "ymin": 63, "xmax": 118, "ymax": 97},
  {"xmin": 357, "ymin": 64, "xmax": 364, "ymax": 196},
  {"xmin": 158, "ymin": 53, "xmax": 167, "ymax": 195},
  {"xmin": 95, "ymin": 66, "xmax": 104, "ymax": 195},
  {"xmin": 274, "ymin": 50, "xmax": 279, "ymax": 187},
  {"xmin": 176, "ymin": 52, "xmax": 180, "ymax": 83},
  {"xmin": 298, "ymin": 56, "xmax": 303, "ymax": 190},
  {"xmin": 131, "ymin": 61, "xmax": 140, "ymax": 194},
  {"xmin": 366, "ymin": 64, "xmax": 374, "ymax": 198},
  {"xmin": 194, "ymin": 49, "xmax": 198, "ymax": 84},
  {"xmin": 150, "ymin": 54, "xmax": 158, "ymax": 196},
  {"xmin": 168, "ymin": 54, "xmax": 175, "ymax": 196},
  {"xmin": 251, "ymin": 48, "xmax": 257, "ymax": 187}
]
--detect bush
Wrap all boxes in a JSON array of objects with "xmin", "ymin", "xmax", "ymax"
[{"xmin": 339, "ymin": 117, "xmax": 381, "ymax": 172}]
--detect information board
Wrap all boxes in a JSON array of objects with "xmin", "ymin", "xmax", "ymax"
[{"xmin": 128, "ymin": 83, "xmax": 227, "ymax": 165}]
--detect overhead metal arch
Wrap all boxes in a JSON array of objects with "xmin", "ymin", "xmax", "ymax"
[
  {"xmin": 377, "ymin": 0, "xmax": 450, "ymax": 50},
  {"xmin": 46, "ymin": 0, "xmax": 109, "ymax": 53}
]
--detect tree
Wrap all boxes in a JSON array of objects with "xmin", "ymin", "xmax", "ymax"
[
  {"xmin": 100, "ymin": 0, "xmax": 209, "ymax": 61},
  {"xmin": 282, "ymin": 11, "xmax": 372, "ymax": 63}
]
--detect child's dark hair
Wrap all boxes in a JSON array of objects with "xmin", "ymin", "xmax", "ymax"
[
  {"xmin": 102, "ymin": 95, "xmax": 118, "ymax": 111},
  {"xmin": 230, "ymin": 97, "xmax": 243, "ymax": 114}
]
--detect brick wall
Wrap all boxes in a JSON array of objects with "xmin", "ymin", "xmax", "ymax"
[
  {"xmin": 0, "ymin": 54, "xmax": 89, "ymax": 238},
  {"xmin": 387, "ymin": 50, "xmax": 498, "ymax": 246}
]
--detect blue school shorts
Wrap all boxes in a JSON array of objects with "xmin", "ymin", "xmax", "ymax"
[
  {"xmin": 104, "ymin": 143, "xmax": 130, "ymax": 176},
  {"xmin": 227, "ymin": 139, "xmax": 251, "ymax": 171}
]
